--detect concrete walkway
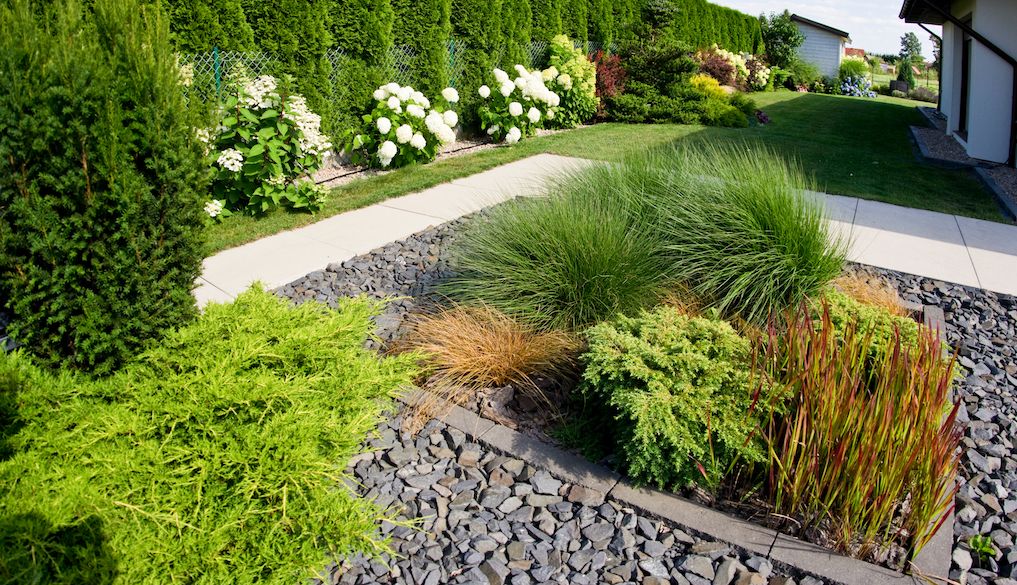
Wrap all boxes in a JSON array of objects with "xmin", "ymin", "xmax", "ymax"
[{"xmin": 195, "ymin": 153, "xmax": 1017, "ymax": 306}]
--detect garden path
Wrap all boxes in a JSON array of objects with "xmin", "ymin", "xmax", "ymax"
[{"xmin": 195, "ymin": 154, "xmax": 1017, "ymax": 306}]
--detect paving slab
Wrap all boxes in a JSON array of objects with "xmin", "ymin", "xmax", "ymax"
[
  {"xmin": 955, "ymin": 215, "xmax": 1017, "ymax": 296},
  {"xmin": 192, "ymin": 277, "xmax": 235, "ymax": 305},
  {"xmin": 806, "ymin": 190, "xmax": 858, "ymax": 223},
  {"xmin": 449, "ymin": 153, "xmax": 597, "ymax": 197},
  {"xmin": 293, "ymin": 203, "xmax": 441, "ymax": 254},
  {"xmin": 379, "ymin": 182, "xmax": 508, "ymax": 220}
]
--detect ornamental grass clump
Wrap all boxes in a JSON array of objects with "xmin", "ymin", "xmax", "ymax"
[
  {"xmin": 444, "ymin": 170, "xmax": 672, "ymax": 331},
  {"xmin": 757, "ymin": 302, "xmax": 960, "ymax": 561},
  {"xmin": 580, "ymin": 306, "xmax": 775, "ymax": 489},
  {"xmin": 346, "ymin": 82, "xmax": 460, "ymax": 168},
  {"xmin": 636, "ymin": 144, "xmax": 847, "ymax": 324},
  {"xmin": 0, "ymin": 288, "xmax": 420, "ymax": 584}
]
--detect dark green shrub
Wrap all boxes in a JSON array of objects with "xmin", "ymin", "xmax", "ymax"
[
  {"xmin": 759, "ymin": 10, "xmax": 804, "ymax": 68},
  {"xmin": 330, "ymin": 0, "xmax": 395, "ymax": 135},
  {"xmin": 392, "ymin": 0, "xmax": 451, "ymax": 96},
  {"xmin": 606, "ymin": 92, "xmax": 651, "ymax": 122},
  {"xmin": 728, "ymin": 92, "xmax": 757, "ymax": 117},
  {"xmin": 820, "ymin": 289, "xmax": 922, "ymax": 360},
  {"xmin": 588, "ymin": 0, "xmax": 614, "ymax": 46},
  {"xmin": 703, "ymin": 98, "xmax": 748, "ymax": 127},
  {"xmin": 785, "ymin": 58, "xmax": 821, "ymax": 88},
  {"xmin": 241, "ymin": 0, "xmax": 334, "ymax": 131},
  {"xmin": 0, "ymin": 288, "xmax": 420, "ymax": 583},
  {"xmin": 581, "ymin": 306, "xmax": 768, "ymax": 489},
  {"xmin": 530, "ymin": 0, "xmax": 561, "ymax": 42},
  {"xmin": 452, "ymin": 0, "xmax": 502, "ymax": 129},
  {"xmin": 162, "ymin": 0, "xmax": 253, "ymax": 51},
  {"xmin": 0, "ymin": 0, "xmax": 207, "ymax": 374},
  {"xmin": 501, "ymin": 0, "xmax": 533, "ymax": 66},
  {"xmin": 560, "ymin": 0, "xmax": 588, "ymax": 42}
]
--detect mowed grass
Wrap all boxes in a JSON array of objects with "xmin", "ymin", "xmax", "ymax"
[{"xmin": 205, "ymin": 91, "xmax": 1005, "ymax": 254}]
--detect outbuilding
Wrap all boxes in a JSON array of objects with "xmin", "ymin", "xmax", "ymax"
[{"xmin": 791, "ymin": 14, "xmax": 851, "ymax": 79}]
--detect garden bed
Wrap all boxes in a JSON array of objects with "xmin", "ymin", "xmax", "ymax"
[{"xmin": 280, "ymin": 211, "xmax": 1017, "ymax": 585}]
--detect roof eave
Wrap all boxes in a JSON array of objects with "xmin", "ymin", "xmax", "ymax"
[{"xmin": 899, "ymin": 0, "xmax": 950, "ymax": 24}]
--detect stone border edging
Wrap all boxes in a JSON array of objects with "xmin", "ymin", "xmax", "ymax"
[
  {"xmin": 973, "ymin": 166, "xmax": 1017, "ymax": 221},
  {"xmin": 397, "ymin": 393, "xmax": 941, "ymax": 585}
]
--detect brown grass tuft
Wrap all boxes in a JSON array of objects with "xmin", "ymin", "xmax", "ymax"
[
  {"xmin": 396, "ymin": 304, "xmax": 579, "ymax": 432},
  {"xmin": 832, "ymin": 272, "xmax": 908, "ymax": 317}
]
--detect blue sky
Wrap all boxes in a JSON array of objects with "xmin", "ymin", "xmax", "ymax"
[{"xmin": 710, "ymin": 0, "xmax": 940, "ymax": 59}]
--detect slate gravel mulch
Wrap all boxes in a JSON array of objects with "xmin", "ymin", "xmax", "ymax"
[{"xmin": 280, "ymin": 218, "xmax": 1017, "ymax": 585}]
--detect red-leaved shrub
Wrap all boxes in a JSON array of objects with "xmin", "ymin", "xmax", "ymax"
[
  {"xmin": 593, "ymin": 50, "xmax": 626, "ymax": 119},
  {"xmin": 698, "ymin": 53, "xmax": 736, "ymax": 86}
]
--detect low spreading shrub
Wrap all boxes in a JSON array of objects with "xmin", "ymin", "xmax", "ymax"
[
  {"xmin": 543, "ymin": 35, "xmax": 598, "ymax": 128},
  {"xmin": 892, "ymin": 89, "xmax": 907, "ymax": 98},
  {"xmin": 0, "ymin": 288, "xmax": 420, "ymax": 583},
  {"xmin": 444, "ymin": 167, "xmax": 672, "ymax": 331},
  {"xmin": 758, "ymin": 301, "xmax": 960, "ymax": 559},
  {"xmin": 0, "ymin": 0, "xmax": 207, "ymax": 375},
  {"xmin": 831, "ymin": 272, "xmax": 908, "ymax": 317},
  {"xmin": 909, "ymin": 86, "xmax": 938, "ymax": 103},
  {"xmin": 821, "ymin": 288, "xmax": 923, "ymax": 364},
  {"xmin": 208, "ymin": 74, "xmax": 332, "ymax": 214},
  {"xmin": 727, "ymin": 92, "xmax": 758, "ymax": 118},
  {"xmin": 690, "ymin": 73, "xmax": 728, "ymax": 101},
  {"xmin": 477, "ymin": 65, "xmax": 560, "ymax": 144},
  {"xmin": 346, "ymin": 82, "xmax": 459, "ymax": 168},
  {"xmin": 638, "ymin": 145, "xmax": 846, "ymax": 323},
  {"xmin": 581, "ymin": 306, "xmax": 771, "ymax": 489},
  {"xmin": 703, "ymin": 98, "xmax": 748, "ymax": 128}
]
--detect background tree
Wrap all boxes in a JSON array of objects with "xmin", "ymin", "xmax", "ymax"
[
  {"xmin": 329, "ymin": 0, "xmax": 394, "ymax": 134},
  {"xmin": 930, "ymin": 33, "xmax": 941, "ymax": 74},
  {"xmin": 500, "ymin": 0, "xmax": 532, "ymax": 66},
  {"xmin": 588, "ymin": 0, "xmax": 613, "ymax": 47},
  {"xmin": 530, "ymin": 0, "xmax": 560, "ymax": 43},
  {"xmin": 897, "ymin": 31, "xmax": 921, "ymax": 86},
  {"xmin": 452, "ymin": 0, "xmax": 502, "ymax": 128},
  {"xmin": 391, "ymin": 0, "xmax": 452, "ymax": 96},
  {"xmin": 759, "ymin": 10, "xmax": 804, "ymax": 68},
  {"xmin": 162, "ymin": 0, "xmax": 253, "ymax": 51},
  {"xmin": 561, "ymin": 0, "xmax": 588, "ymax": 43}
]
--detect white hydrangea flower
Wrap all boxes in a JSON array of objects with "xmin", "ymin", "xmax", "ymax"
[
  {"xmin": 557, "ymin": 73, "xmax": 573, "ymax": 91},
  {"xmin": 204, "ymin": 199, "xmax": 224, "ymax": 218},
  {"xmin": 397, "ymin": 86, "xmax": 412, "ymax": 101},
  {"xmin": 195, "ymin": 128, "xmax": 211, "ymax": 144},
  {"xmin": 442, "ymin": 87, "xmax": 460, "ymax": 103},
  {"xmin": 216, "ymin": 148, "xmax": 243, "ymax": 172},
  {"xmin": 500, "ymin": 82, "xmax": 515, "ymax": 97},
  {"xmin": 505, "ymin": 126, "xmax": 521, "ymax": 144},
  {"xmin": 410, "ymin": 132, "xmax": 427, "ymax": 150},
  {"xmin": 407, "ymin": 104, "xmax": 426, "ymax": 118},
  {"xmin": 487, "ymin": 125, "xmax": 500, "ymax": 135},
  {"xmin": 395, "ymin": 124, "xmax": 413, "ymax": 144},
  {"xmin": 493, "ymin": 68, "xmax": 510, "ymax": 84},
  {"xmin": 385, "ymin": 82, "xmax": 401, "ymax": 93},
  {"xmin": 266, "ymin": 174, "xmax": 287, "ymax": 187},
  {"xmin": 386, "ymin": 95, "xmax": 401, "ymax": 111},
  {"xmin": 285, "ymin": 95, "xmax": 332, "ymax": 157},
  {"xmin": 443, "ymin": 110, "xmax": 459, "ymax": 127},
  {"xmin": 376, "ymin": 117, "xmax": 392, "ymax": 134},
  {"xmin": 411, "ymin": 91, "xmax": 426, "ymax": 103},
  {"xmin": 514, "ymin": 77, "xmax": 527, "ymax": 89},
  {"xmin": 548, "ymin": 92, "xmax": 561, "ymax": 107},
  {"xmin": 546, "ymin": 109, "xmax": 555, "ymax": 120},
  {"xmin": 527, "ymin": 107, "xmax": 540, "ymax": 123},
  {"xmin": 378, "ymin": 140, "xmax": 397, "ymax": 166},
  {"xmin": 373, "ymin": 88, "xmax": 387, "ymax": 101},
  {"xmin": 424, "ymin": 110, "xmax": 444, "ymax": 133},
  {"xmin": 508, "ymin": 102, "xmax": 523, "ymax": 117},
  {"xmin": 243, "ymin": 75, "xmax": 278, "ymax": 109},
  {"xmin": 437, "ymin": 126, "xmax": 456, "ymax": 145},
  {"xmin": 478, "ymin": 85, "xmax": 491, "ymax": 98},
  {"xmin": 513, "ymin": 64, "xmax": 528, "ymax": 77},
  {"xmin": 542, "ymin": 66, "xmax": 558, "ymax": 81}
]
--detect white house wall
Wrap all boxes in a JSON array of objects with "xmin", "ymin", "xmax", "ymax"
[
  {"xmin": 795, "ymin": 23, "xmax": 845, "ymax": 78},
  {"xmin": 967, "ymin": 0, "xmax": 1016, "ymax": 163}
]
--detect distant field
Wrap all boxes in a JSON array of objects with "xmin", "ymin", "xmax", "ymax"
[{"xmin": 872, "ymin": 70, "xmax": 939, "ymax": 93}]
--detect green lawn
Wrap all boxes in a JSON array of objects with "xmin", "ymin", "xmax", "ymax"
[{"xmin": 205, "ymin": 91, "xmax": 1006, "ymax": 254}]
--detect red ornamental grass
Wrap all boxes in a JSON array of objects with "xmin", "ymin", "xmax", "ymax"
[{"xmin": 757, "ymin": 302, "xmax": 961, "ymax": 561}]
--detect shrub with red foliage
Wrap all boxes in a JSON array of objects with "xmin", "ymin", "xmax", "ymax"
[
  {"xmin": 593, "ymin": 50, "xmax": 626, "ymax": 119},
  {"xmin": 698, "ymin": 53, "xmax": 736, "ymax": 86}
]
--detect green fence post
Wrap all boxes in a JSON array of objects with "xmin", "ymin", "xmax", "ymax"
[{"xmin": 213, "ymin": 46, "xmax": 221, "ymax": 100}]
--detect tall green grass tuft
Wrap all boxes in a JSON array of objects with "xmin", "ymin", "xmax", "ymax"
[
  {"xmin": 0, "ymin": 288, "xmax": 419, "ymax": 584},
  {"xmin": 445, "ymin": 175, "xmax": 673, "ymax": 331}
]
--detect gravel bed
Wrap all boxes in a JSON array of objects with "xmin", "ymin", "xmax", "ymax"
[
  {"xmin": 985, "ymin": 166, "xmax": 1017, "ymax": 216},
  {"xmin": 911, "ymin": 126, "xmax": 980, "ymax": 166},
  {"xmin": 319, "ymin": 414, "xmax": 802, "ymax": 585},
  {"xmin": 278, "ymin": 218, "xmax": 1017, "ymax": 584}
]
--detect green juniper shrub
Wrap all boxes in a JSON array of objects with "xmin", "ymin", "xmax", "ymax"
[
  {"xmin": 703, "ymin": 98, "xmax": 749, "ymax": 128},
  {"xmin": 0, "ymin": 0, "xmax": 208, "ymax": 375},
  {"xmin": 587, "ymin": 0, "xmax": 614, "ymax": 46},
  {"xmin": 0, "ymin": 288, "xmax": 420, "ymax": 584},
  {"xmin": 820, "ymin": 289, "xmax": 923, "ymax": 361},
  {"xmin": 443, "ymin": 165, "xmax": 673, "ymax": 331},
  {"xmin": 580, "ymin": 306, "xmax": 772, "ymax": 489},
  {"xmin": 392, "ymin": 0, "xmax": 452, "ymax": 97},
  {"xmin": 560, "ymin": 0, "xmax": 588, "ymax": 42},
  {"xmin": 330, "ymin": 0, "xmax": 395, "ymax": 135}
]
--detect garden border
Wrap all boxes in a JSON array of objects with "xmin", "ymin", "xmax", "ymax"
[{"xmin": 393, "ymin": 304, "xmax": 954, "ymax": 585}]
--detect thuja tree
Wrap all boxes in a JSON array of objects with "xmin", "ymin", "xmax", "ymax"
[
  {"xmin": 162, "ymin": 0, "xmax": 253, "ymax": 52},
  {"xmin": 530, "ymin": 0, "xmax": 560, "ymax": 43},
  {"xmin": 241, "ymin": 0, "xmax": 334, "ymax": 131},
  {"xmin": 561, "ymin": 0, "xmax": 588, "ymax": 43},
  {"xmin": 0, "ymin": 0, "xmax": 208, "ymax": 374},
  {"xmin": 392, "ymin": 0, "xmax": 452, "ymax": 96},
  {"xmin": 452, "ymin": 0, "xmax": 502, "ymax": 129},
  {"xmin": 500, "ymin": 0, "xmax": 532, "ymax": 67},
  {"xmin": 331, "ymin": 0, "xmax": 394, "ymax": 133},
  {"xmin": 588, "ymin": 0, "xmax": 614, "ymax": 46}
]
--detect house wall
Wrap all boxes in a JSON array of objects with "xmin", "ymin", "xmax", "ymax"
[
  {"xmin": 942, "ymin": 0, "xmax": 1016, "ymax": 164},
  {"xmin": 794, "ymin": 22, "xmax": 845, "ymax": 78}
]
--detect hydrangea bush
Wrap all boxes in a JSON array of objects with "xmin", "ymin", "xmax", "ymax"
[
  {"xmin": 840, "ymin": 75, "xmax": 877, "ymax": 98},
  {"xmin": 347, "ymin": 83, "xmax": 460, "ymax": 168},
  {"xmin": 543, "ymin": 35, "xmax": 598, "ymax": 129},
  {"xmin": 697, "ymin": 44, "xmax": 748, "ymax": 86},
  {"xmin": 477, "ymin": 65, "xmax": 560, "ymax": 144},
  {"xmin": 206, "ymin": 75, "xmax": 332, "ymax": 215},
  {"xmin": 746, "ymin": 56, "xmax": 771, "ymax": 91}
]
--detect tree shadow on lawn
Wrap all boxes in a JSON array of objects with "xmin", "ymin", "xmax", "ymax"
[{"xmin": 0, "ymin": 513, "xmax": 118, "ymax": 585}]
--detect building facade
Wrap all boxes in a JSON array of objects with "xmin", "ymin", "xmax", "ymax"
[{"xmin": 791, "ymin": 14, "xmax": 851, "ymax": 79}]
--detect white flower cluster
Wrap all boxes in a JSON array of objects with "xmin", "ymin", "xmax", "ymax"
[
  {"xmin": 368, "ymin": 83, "xmax": 459, "ymax": 167},
  {"xmin": 243, "ymin": 75, "xmax": 278, "ymax": 109},
  {"xmin": 711, "ymin": 45, "xmax": 749, "ymax": 81},
  {"xmin": 216, "ymin": 148, "xmax": 243, "ymax": 172},
  {"xmin": 204, "ymin": 199, "xmax": 225, "ymax": 218},
  {"xmin": 481, "ymin": 65, "xmax": 560, "ymax": 145},
  {"xmin": 285, "ymin": 94, "xmax": 332, "ymax": 157},
  {"xmin": 497, "ymin": 65, "xmax": 561, "ymax": 107}
]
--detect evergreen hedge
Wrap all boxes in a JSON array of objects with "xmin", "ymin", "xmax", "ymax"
[
  {"xmin": 331, "ymin": 0, "xmax": 395, "ymax": 134},
  {"xmin": 452, "ymin": 0, "xmax": 503, "ymax": 129},
  {"xmin": 665, "ymin": 0, "xmax": 762, "ymax": 53},
  {"xmin": 0, "ymin": 0, "xmax": 208, "ymax": 375},
  {"xmin": 561, "ymin": 0, "xmax": 588, "ymax": 43},
  {"xmin": 530, "ymin": 0, "xmax": 561, "ymax": 43},
  {"xmin": 501, "ymin": 0, "xmax": 533, "ymax": 66},
  {"xmin": 392, "ymin": 0, "xmax": 452, "ymax": 96},
  {"xmin": 588, "ymin": 0, "xmax": 614, "ymax": 46},
  {"xmin": 162, "ymin": 0, "xmax": 253, "ymax": 52}
]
